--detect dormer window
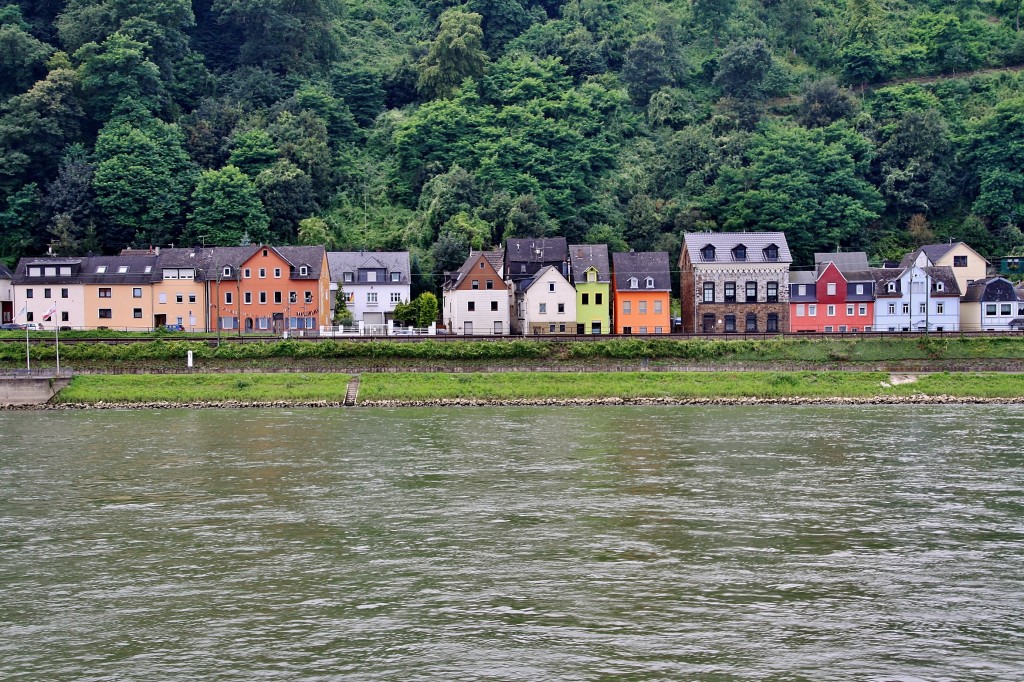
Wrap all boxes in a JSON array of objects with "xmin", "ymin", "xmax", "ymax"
[
  {"xmin": 887, "ymin": 282, "xmax": 896, "ymax": 293},
  {"xmin": 936, "ymin": 281, "xmax": 944, "ymax": 292},
  {"xmin": 96, "ymin": 266, "xmax": 106, "ymax": 274},
  {"xmin": 701, "ymin": 245, "xmax": 715, "ymax": 261},
  {"xmin": 629, "ymin": 277, "xmax": 639, "ymax": 289},
  {"xmin": 117, "ymin": 266, "xmax": 129, "ymax": 274},
  {"xmin": 587, "ymin": 270, "xmax": 596, "ymax": 283},
  {"xmin": 223, "ymin": 266, "xmax": 232, "ymax": 277},
  {"xmin": 645, "ymin": 277, "xmax": 654, "ymax": 288},
  {"xmin": 391, "ymin": 272, "xmax": 401, "ymax": 282},
  {"xmin": 732, "ymin": 245, "xmax": 746, "ymax": 261},
  {"xmin": 763, "ymin": 244, "xmax": 779, "ymax": 261},
  {"xmin": 343, "ymin": 272, "xmax": 353, "ymax": 283},
  {"xmin": 299, "ymin": 266, "xmax": 308, "ymax": 276}
]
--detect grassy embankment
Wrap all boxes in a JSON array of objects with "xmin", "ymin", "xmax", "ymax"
[
  {"xmin": 47, "ymin": 370, "xmax": 1024, "ymax": 405},
  {"xmin": 357, "ymin": 371, "xmax": 1024, "ymax": 402},
  {"xmin": 52, "ymin": 373, "xmax": 350, "ymax": 404}
]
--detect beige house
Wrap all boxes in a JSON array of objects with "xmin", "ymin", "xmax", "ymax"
[
  {"xmin": 151, "ymin": 248, "xmax": 208, "ymax": 331},
  {"xmin": 80, "ymin": 254, "xmax": 160, "ymax": 331},
  {"xmin": 900, "ymin": 242, "xmax": 989, "ymax": 330},
  {"xmin": 11, "ymin": 257, "xmax": 89, "ymax": 329}
]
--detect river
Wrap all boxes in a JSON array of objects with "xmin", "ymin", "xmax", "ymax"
[{"xmin": 2, "ymin": 406, "xmax": 1023, "ymax": 680}]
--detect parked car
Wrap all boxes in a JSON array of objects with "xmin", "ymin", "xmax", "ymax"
[
  {"xmin": 161, "ymin": 323, "xmax": 184, "ymax": 332},
  {"xmin": 0, "ymin": 322, "xmax": 26, "ymax": 330}
]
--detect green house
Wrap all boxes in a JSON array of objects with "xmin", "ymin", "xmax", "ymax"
[{"xmin": 569, "ymin": 244, "xmax": 611, "ymax": 334}]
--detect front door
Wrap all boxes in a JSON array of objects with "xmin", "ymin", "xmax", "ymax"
[
  {"xmin": 702, "ymin": 313, "xmax": 715, "ymax": 333},
  {"xmin": 154, "ymin": 314, "xmax": 166, "ymax": 329}
]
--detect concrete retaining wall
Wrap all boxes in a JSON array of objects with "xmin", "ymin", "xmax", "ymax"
[{"xmin": 0, "ymin": 377, "xmax": 72, "ymax": 406}]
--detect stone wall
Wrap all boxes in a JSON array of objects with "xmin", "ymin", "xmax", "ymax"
[{"xmin": 0, "ymin": 376, "xmax": 72, "ymax": 405}]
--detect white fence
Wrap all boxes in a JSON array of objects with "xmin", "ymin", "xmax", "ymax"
[{"xmin": 319, "ymin": 321, "xmax": 436, "ymax": 337}]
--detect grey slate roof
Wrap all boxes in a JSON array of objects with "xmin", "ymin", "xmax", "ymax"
[
  {"xmin": 611, "ymin": 251, "xmax": 672, "ymax": 291},
  {"xmin": 522, "ymin": 265, "xmax": 570, "ymax": 292},
  {"xmin": 0, "ymin": 262, "xmax": 12, "ymax": 279},
  {"xmin": 276, "ymin": 246, "xmax": 327, "ymax": 279},
  {"xmin": 568, "ymin": 244, "xmax": 610, "ymax": 283},
  {"xmin": 815, "ymin": 251, "xmax": 870, "ymax": 273},
  {"xmin": 963, "ymin": 277, "xmax": 1019, "ymax": 303},
  {"xmin": 444, "ymin": 249, "xmax": 504, "ymax": 290},
  {"xmin": 924, "ymin": 266, "xmax": 961, "ymax": 296},
  {"xmin": 506, "ymin": 237, "xmax": 568, "ymax": 264},
  {"xmin": 790, "ymin": 271, "xmax": 816, "ymax": 285},
  {"xmin": 327, "ymin": 251, "xmax": 410, "ymax": 284},
  {"xmin": 682, "ymin": 232, "xmax": 792, "ymax": 264},
  {"xmin": 898, "ymin": 242, "xmax": 988, "ymax": 268},
  {"xmin": 14, "ymin": 255, "xmax": 158, "ymax": 285}
]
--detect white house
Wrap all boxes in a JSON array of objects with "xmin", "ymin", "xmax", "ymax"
[
  {"xmin": 513, "ymin": 265, "xmax": 577, "ymax": 335},
  {"xmin": 872, "ymin": 252, "xmax": 961, "ymax": 332},
  {"xmin": 327, "ymin": 252, "xmax": 411, "ymax": 327},
  {"xmin": 11, "ymin": 257, "xmax": 89, "ymax": 329},
  {"xmin": 961, "ymin": 278, "xmax": 1024, "ymax": 331},
  {"xmin": 442, "ymin": 249, "xmax": 509, "ymax": 335}
]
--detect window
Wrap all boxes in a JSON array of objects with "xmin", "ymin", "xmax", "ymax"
[
  {"xmin": 558, "ymin": 303, "xmax": 565, "ymax": 314},
  {"xmin": 888, "ymin": 303, "xmax": 895, "ymax": 315},
  {"xmin": 223, "ymin": 266, "xmax": 232, "ymax": 277},
  {"xmin": 856, "ymin": 284, "xmax": 864, "ymax": 295},
  {"xmin": 299, "ymin": 266, "xmax": 308, "ymax": 276},
  {"xmin": 117, "ymin": 266, "xmax": 129, "ymax": 274},
  {"xmin": 258, "ymin": 268, "xmax": 266, "ymax": 278},
  {"xmin": 587, "ymin": 270, "xmax": 597, "ymax": 283},
  {"xmin": 98, "ymin": 288, "xmax": 111, "ymax": 298},
  {"xmin": 701, "ymin": 245, "xmax": 715, "ymax": 261},
  {"xmin": 44, "ymin": 288, "xmax": 51, "ymax": 298},
  {"xmin": 491, "ymin": 301, "xmax": 498, "ymax": 311},
  {"xmin": 262, "ymin": 249, "xmax": 268, "ymax": 257},
  {"xmin": 902, "ymin": 303, "xmax": 910, "ymax": 314},
  {"xmin": 289, "ymin": 292, "xmax": 297, "ymax": 304},
  {"xmin": 824, "ymin": 325, "xmax": 833, "ymax": 333},
  {"xmin": 391, "ymin": 272, "xmax": 400, "ymax": 282},
  {"xmin": 645, "ymin": 277, "xmax": 654, "ymax": 289},
  {"xmin": 1002, "ymin": 303, "xmax": 1013, "ymax": 315},
  {"xmin": 629, "ymin": 277, "xmax": 638, "ymax": 289},
  {"xmin": 26, "ymin": 288, "xmax": 33, "ymax": 298},
  {"xmin": 887, "ymin": 282, "xmax": 897, "ymax": 293},
  {"xmin": 367, "ymin": 292, "xmax": 377, "ymax": 304},
  {"xmin": 28, "ymin": 267, "xmax": 40, "ymax": 277},
  {"xmin": 936, "ymin": 302, "xmax": 944, "ymax": 314},
  {"xmin": 847, "ymin": 305, "xmax": 854, "ymax": 316},
  {"xmin": 919, "ymin": 303, "xmax": 926, "ymax": 314},
  {"xmin": 745, "ymin": 281, "xmax": 757, "ymax": 302},
  {"xmin": 468, "ymin": 301, "xmax": 476, "ymax": 312},
  {"xmin": 595, "ymin": 293, "xmax": 603, "ymax": 305},
  {"xmin": 346, "ymin": 292, "xmax": 354, "ymax": 303},
  {"xmin": 244, "ymin": 268, "xmax": 251, "ymax": 278},
  {"xmin": 343, "ymin": 272, "xmax": 353, "ymax": 283},
  {"xmin": 133, "ymin": 308, "xmax": 142, "ymax": 319},
  {"xmin": 827, "ymin": 282, "xmax": 837, "ymax": 296},
  {"xmin": 274, "ymin": 292, "xmax": 282, "ymax": 304},
  {"xmin": 724, "ymin": 281, "xmax": 736, "ymax": 302},
  {"xmin": 724, "ymin": 315, "xmax": 736, "ymax": 332},
  {"xmin": 472, "ymin": 279, "xmax": 479, "ymax": 289},
  {"xmin": 95, "ymin": 266, "xmax": 106, "ymax": 274},
  {"xmin": 767, "ymin": 313, "xmax": 779, "ymax": 332},
  {"xmin": 493, "ymin": 321, "xmax": 502, "ymax": 334},
  {"xmin": 391, "ymin": 292, "xmax": 402, "ymax": 303},
  {"xmin": 133, "ymin": 287, "xmax": 142, "ymax": 298},
  {"xmin": 703, "ymin": 282, "xmax": 715, "ymax": 303},
  {"xmin": 486, "ymin": 280, "xmax": 493, "ymax": 289},
  {"xmin": 767, "ymin": 281, "xmax": 778, "ymax": 302},
  {"xmin": 745, "ymin": 313, "xmax": 757, "ymax": 331},
  {"xmin": 732, "ymin": 245, "xmax": 746, "ymax": 261},
  {"xmin": 61, "ymin": 288, "xmax": 68, "ymax": 299},
  {"xmin": 796, "ymin": 304, "xmax": 805, "ymax": 317},
  {"xmin": 366, "ymin": 271, "xmax": 376, "ymax": 282},
  {"xmin": 622, "ymin": 301, "xmax": 631, "ymax": 314},
  {"xmin": 936, "ymin": 282, "xmax": 944, "ymax": 292},
  {"xmin": 798, "ymin": 284, "xmax": 807, "ymax": 296},
  {"xmin": 827, "ymin": 305, "xmax": 836, "ymax": 316},
  {"xmin": 623, "ymin": 326, "xmax": 632, "ymax": 334},
  {"xmin": 60, "ymin": 267, "xmax": 70, "ymax": 276},
  {"xmin": 763, "ymin": 245, "xmax": 779, "ymax": 261},
  {"xmin": 808, "ymin": 304, "xmax": 817, "ymax": 316},
  {"xmin": 582, "ymin": 293, "xmax": 589, "ymax": 305},
  {"xmin": 839, "ymin": 325, "xmax": 847, "ymax": 333},
  {"xmin": 98, "ymin": 309, "xmax": 112, "ymax": 319},
  {"xmin": 225, "ymin": 292, "xmax": 233, "ymax": 304},
  {"xmin": 159, "ymin": 293, "xmax": 167, "ymax": 304},
  {"xmin": 189, "ymin": 294, "xmax": 196, "ymax": 304},
  {"xmin": 26, "ymin": 312, "xmax": 33, "ymax": 321},
  {"xmin": 305, "ymin": 291, "xmax": 313, "ymax": 304},
  {"xmin": 176, "ymin": 294, "xmax": 183, "ymax": 304},
  {"xmin": 654, "ymin": 327, "xmax": 663, "ymax": 334},
  {"xmin": 986, "ymin": 304, "xmax": 997, "ymax": 315},
  {"xmin": 548, "ymin": 281, "xmax": 556, "ymax": 292},
  {"xmin": 274, "ymin": 268, "xmax": 281, "ymax": 278},
  {"xmin": 549, "ymin": 324, "xmax": 556, "ymax": 333},
  {"xmin": 539, "ymin": 302, "xmax": 547, "ymax": 313},
  {"xmin": 638, "ymin": 301, "xmax": 647, "ymax": 314},
  {"xmin": 61, "ymin": 312, "xmax": 68, "ymax": 322},
  {"xmin": 953, "ymin": 255, "xmax": 968, "ymax": 267},
  {"xmin": 258, "ymin": 292, "xmax": 267, "ymax": 304},
  {"xmin": 859, "ymin": 304, "xmax": 867, "ymax": 316},
  {"xmin": 639, "ymin": 327, "xmax": 648, "ymax": 334},
  {"xmin": 591, "ymin": 322, "xmax": 601, "ymax": 333},
  {"xmin": 244, "ymin": 292, "xmax": 252, "ymax": 304},
  {"xmin": 654, "ymin": 300, "xmax": 662, "ymax": 314}
]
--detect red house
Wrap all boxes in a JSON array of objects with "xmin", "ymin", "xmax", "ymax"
[{"xmin": 790, "ymin": 254, "xmax": 875, "ymax": 332}]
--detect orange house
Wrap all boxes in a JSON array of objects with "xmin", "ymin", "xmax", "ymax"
[
  {"xmin": 611, "ymin": 251, "xmax": 672, "ymax": 334},
  {"xmin": 207, "ymin": 245, "xmax": 330, "ymax": 334}
]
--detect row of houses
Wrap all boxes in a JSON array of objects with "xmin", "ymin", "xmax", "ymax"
[
  {"xmin": 0, "ymin": 246, "xmax": 414, "ymax": 333},
  {"xmin": 679, "ymin": 233, "xmax": 1024, "ymax": 333},
  {"xmin": 2, "ymin": 233, "xmax": 1022, "ymax": 335},
  {"xmin": 442, "ymin": 240, "xmax": 674, "ymax": 335}
]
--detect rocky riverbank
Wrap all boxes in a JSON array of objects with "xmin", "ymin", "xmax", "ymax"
[{"xmin": 5, "ymin": 394, "xmax": 1024, "ymax": 410}]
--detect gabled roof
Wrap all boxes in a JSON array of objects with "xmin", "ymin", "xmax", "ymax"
[
  {"xmin": 612, "ymin": 251, "xmax": 672, "ymax": 291},
  {"xmin": 963, "ymin": 277, "xmax": 1018, "ymax": 303},
  {"xmin": 522, "ymin": 265, "xmax": 570, "ymax": 292},
  {"xmin": 790, "ymin": 270, "xmax": 816, "ymax": 285},
  {"xmin": 815, "ymin": 251, "xmax": 870, "ymax": 274},
  {"xmin": 0, "ymin": 262, "xmax": 12, "ymax": 279},
  {"xmin": 273, "ymin": 245, "xmax": 327, "ymax": 279},
  {"xmin": 505, "ymin": 237, "xmax": 568, "ymax": 264},
  {"xmin": 14, "ymin": 254, "xmax": 158, "ymax": 285},
  {"xmin": 682, "ymin": 232, "xmax": 792, "ymax": 265},
  {"xmin": 568, "ymin": 244, "xmax": 610, "ymax": 283},
  {"xmin": 900, "ymin": 241, "xmax": 989, "ymax": 268},
  {"xmin": 816, "ymin": 260, "xmax": 848, "ymax": 283},
  {"xmin": 327, "ymin": 251, "xmax": 411, "ymax": 284},
  {"xmin": 444, "ymin": 249, "xmax": 504, "ymax": 291}
]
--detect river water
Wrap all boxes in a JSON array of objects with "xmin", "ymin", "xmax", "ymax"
[{"xmin": 1, "ymin": 406, "xmax": 1023, "ymax": 680}]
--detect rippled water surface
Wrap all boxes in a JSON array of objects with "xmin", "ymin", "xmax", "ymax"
[{"xmin": 2, "ymin": 406, "xmax": 1024, "ymax": 680}]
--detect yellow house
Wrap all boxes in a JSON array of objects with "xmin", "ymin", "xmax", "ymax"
[
  {"xmin": 151, "ymin": 248, "xmax": 208, "ymax": 331},
  {"xmin": 81, "ymin": 254, "xmax": 159, "ymax": 331}
]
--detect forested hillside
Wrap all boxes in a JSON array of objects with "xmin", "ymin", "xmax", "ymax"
[{"xmin": 5, "ymin": 0, "xmax": 1024, "ymax": 285}]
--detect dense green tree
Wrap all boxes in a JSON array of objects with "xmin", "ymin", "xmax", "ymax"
[
  {"xmin": 0, "ymin": 5, "xmax": 55, "ymax": 101},
  {"xmin": 228, "ymin": 128, "xmax": 279, "ymax": 176},
  {"xmin": 799, "ymin": 78, "xmax": 856, "ymax": 128},
  {"xmin": 255, "ymin": 160, "xmax": 318, "ymax": 242},
  {"xmin": 184, "ymin": 165, "xmax": 269, "ymax": 246},
  {"xmin": 621, "ymin": 33, "xmax": 675, "ymax": 106},
  {"xmin": 211, "ymin": 0, "xmax": 341, "ymax": 73},
  {"xmin": 692, "ymin": 0, "xmax": 736, "ymax": 45},
  {"xmin": 430, "ymin": 229, "xmax": 470, "ymax": 273},
  {"xmin": 875, "ymin": 109, "xmax": 956, "ymax": 218},
  {"xmin": 0, "ymin": 183, "xmax": 41, "ymax": 263},
  {"xmin": 417, "ymin": 9, "xmax": 488, "ymax": 99},
  {"xmin": 75, "ymin": 32, "xmax": 164, "ymax": 122}
]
